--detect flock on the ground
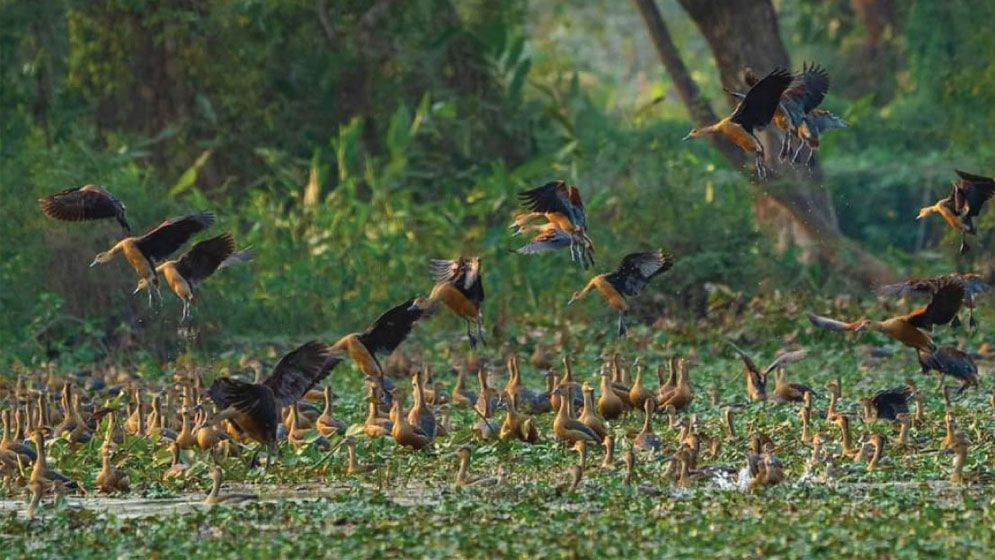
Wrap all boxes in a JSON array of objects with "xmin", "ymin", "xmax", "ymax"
[{"xmin": 5, "ymin": 62, "xmax": 994, "ymax": 519}]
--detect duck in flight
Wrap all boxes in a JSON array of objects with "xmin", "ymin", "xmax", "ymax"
[
  {"xmin": 39, "ymin": 184, "xmax": 131, "ymax": 234},
  {"xmin": 567, "ymin": 250, "xmax": 672, "ymax": 336}
]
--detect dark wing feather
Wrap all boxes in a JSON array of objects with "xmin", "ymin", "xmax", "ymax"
[
  {"xmin": 726, "ymin": 340, "xmax": 760, "ymax": 375},
  {"xmin": 135, "ymin": 212, "xmax": 215, "ymax": 263},
  {"xmin": 954, "ymin": 169, "xmax": 995, "ymax": 184},
  {"xmin": 431, "ymin": 256, "xmax": 482, "ymax": 298},
  {"xmin": 730, "ymin": 68, "xmax": 793, "ymax": 132},
  {"xmin": 517, "ymin": 181, "xmax": 573, "ymax": 218},
  {"xmin": 357, "ymin": 299, "xmax": 424, "ymax": 356},
  {"xmin": 604, "ymin": 250, "xmax": 673, "ymax": 297},
  {"xmin": 516, "ymin": 228, "xmax": 572, "ymax": 254},
  {"xmin": 39, "ymin": 185, "xmax": 130, "ymax": 233},
  {"xmin": 262, "ymin": 341, "xmax": 337, "ymax": 407},
  {"xmin": 870, "ymin": 386, "xmax": 912, "ymax": 420},
  {"xmin": 208, "ymin": 377, "xmax": 277, "ymax": 431},
  {"xmin": 958, "ymin": 179, "xmax": 995, "ymax": 216},
  {"xmin": 907, "ymin": 277, "xmax": 965, "ymax": 329},
  {"xmin": 920, "ymin": 347, "xmax": 977, "ymax": 380},
  {"xmin": 174, "ymin": 233, "xmax": 236, "ymax": 284},
  {"xmin": 798, "ymin": 62, "xmax": 830, "ymax": 113}
]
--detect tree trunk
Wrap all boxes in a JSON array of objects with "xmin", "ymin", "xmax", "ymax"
[{"xmin": 635, "ymin": 0, "xmax": 897, "ymax": 285}]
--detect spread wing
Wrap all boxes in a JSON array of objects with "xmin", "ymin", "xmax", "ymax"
[
  {"xmin": 517, "ymin": 180, "xmax": 572, "ymax": 215},
  {"xmin": 208, "ymin": 377, "xmax": 276, "ymax": 424},
  {"xmin": 174, "ymin": 233, "xmax": 236, "ymax": 284},
  {"xmin": 39, "ymin": 185, "xmax": 130, "ymax": 233},
  {"xmin": 135, "ymin": 212, "xmax": 215, "ymax": 263},
  {"xmin": 954, "ymin": 169, "xmax": 995, "ymax": 184},
  {"xmin": 906, "ymin": 277, "xmax": 965, "ymax": 329},
  {"xmin": 730, "ymin": 68, "xmax": 793, "ymax": 132},
  {"xmin": 726, "ymin": 340, "xmax": 760, "ymax": 375},
  {"xmin": 808, "ymin": 313, "xmax": 859, "ymax": 332},
  {"xmin": 357, "ymin": 299, "xmax": 424, "ymax": 356},
  {"xmin": 603, "ymin": 250, "xmax": 672, "ymax": 297},
  {"xmin": 516, "ymin": 228, "xmax": 572, "ymax": 254},
  {"xmin": 762, "ymin": 349, "xmax": 808, "ymax": 376},
  {"xmin": 797, "ymin": 62, "xmax": 830, "ymax": 113},
  {"xmin": 431, "ymin": 256, "xmax": 484, "ymax": 303},
  {"xmin": 262, "ymin": 341, "xmax": 337, "ymax": 407}
]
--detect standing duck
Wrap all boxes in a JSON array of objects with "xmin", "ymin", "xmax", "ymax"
[
  {"xmin": 683, "ymin": 67, "xmax": 794, "ymax": 179},
  {"xmin": 208, "ymin": 341, "xmax": 334, "ymax": 467},
  {"xmin": 39, "ymin": 184, "xmax": 131, "ymax": 233},
  {"xmin": 316, "ymin": 386, "xmax": 347, "ymax": 437},
  {"xmin": 567, "ymin": 250, "xmax": 672, "ymax": 336},
  {"xmin": 512, "ymin": 180, "xmax": 594, "ymax": 268},
  {"xmin": 410, "ymin": 256, "xmax": 485, "ymax": 348},
  {"xmin": 134, "ymin": 233, "xmax": 252, "ymax": 323},
  {"xmin": 551, "ymin": 388, "xmax": 602, "ymax": 448},
  {"xmin": 88, "ymin": 212, "xmax": 215, "ymax": 307}
]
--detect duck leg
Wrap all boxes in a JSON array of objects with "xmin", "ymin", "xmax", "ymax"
[
  {"xmin": 778, "ymin": 133, "xmax": 791, "ymax": 160},
  {"xmin": 180, "ymin": 300, "xmax": 192, "ymax": 325},
  {"xmin": 465, "ymin": 319, "xmax": 477, "ymax": 349},
  {"xmin": 475, "ymin": 314, "xmax": 487, "ymax": 346},
  {"xmin": 755, "ymin": 155, "xmax": 767, "ymax": 181},
  {"xmin": 959, "ymin": 231, "xmax": 970, "ymax": 255},
  {"xmin": 617, "ymin": 313, "xmax": 627, "ymax": 337}
]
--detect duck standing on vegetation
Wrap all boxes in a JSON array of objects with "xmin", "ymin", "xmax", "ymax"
[
  {"xmin": 567, "ymin": 250, "xmax": 672, "ymax": 336},
  {"xmin": 410, "ymin": 256, "xmax": 485, "ymax": 348},
  {"xmin": 39, "ymin": 184, "xmax": 131, "ymax": 233},
  {"xmin": 208, "ymin": 341, "xmax": 333, "ymax": 467},
  {"xmin": 683, "ymin": 67, "xmax": 794, "ymax": 179},
  {"xmin": 134, "ymin": 232, "xmax": 252, "ymax": 324},
  {"xmin": 918, "ymin": 170, "xmax": 995, "ymax": 254},
  {"xmin": 88, "ymin": 212, "xmax": 216, "ymax": 307},
  {"xmin": 512, "ymin": 180, "xmax": 594, "ymax": 268}
]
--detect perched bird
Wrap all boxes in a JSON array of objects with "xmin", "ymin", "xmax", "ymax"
[
  {"xmin": 512, "ymin": 180, "xmax": 594, "ymax": 268},
  {"xmin": 410, "ymin": 257, "xmax": 486, "ymax": 348},
  {"xmin": 809, "ymin": 276, "xmax": 965, "ymax": 352},
  {"xmin": 879, "ymin": 273, "xmax": 989, "ymax": 329},
  {"xmin": 683, "ymin": 67, "xmax": 794, "ymax": 179},
  {"xmin": 134, "ymin": 233, "xmax": 252, "ymax": 323},
  {"xmin": 39, "ymin": 184, "xmax": 131, "ymax": 233},
  {"xmin": 918, "ymin": 170, "xmax": 995, "ymax": 254},
  {"xmin": 208, "ymin": 341, "xmax": 334, "ymax": 467},
  {"xmin": 860, "ymin": 386, "xmax": 914, "ymax": 422},
  {"xmin": 917, "ymin": 346, "xmax": 979, "ymax": 394},
  {"xmin": 95, "ymin": 449, "xmax": 130, "ymax": 493},
  {"xmin": 772, "ymin": 369, "xmax": 815, "ymax": 403},
  {"xmin": 567, "ymin": 250, "xmax": 673, "ymax": 336},
  {"xmin": 89, "ymin": 212, "xmax": 216, "ymax": 307}
]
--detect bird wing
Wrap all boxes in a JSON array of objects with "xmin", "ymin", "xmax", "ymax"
[
  {"xmin": 954, "ymin": 169, "xmax": 995, "ymax": 184},
  {"xmin": 208, "ymin": 377, "xmax": 276, "ymax": 424},
  {"xmin": 924, "ymin": 346, "xmax": 978, "ymax": 378},
  {"xmin": 804, "ymin": 109, "xmax": 847, "ymax": 133},
  {"xmin": 174, "ymin": 233, "xmax": 236, "ymax": 284},
  {"xmin": 39, "ymin": 185, "xmax": 130, "ymax": 232},
  {"xmin": 906, "ymin": 277, "xmax": 965, "ymax": 329},
  {"xmin": 517, "ymin": 181, "xmax": 576, "ymax": 222},
  {"xmin": 516, "ymin": 228, "xmax": 572, "ymax": 254},
  {"xmin": 807, "ymin": 313, "xmax": 859, "ymax": 332},
  {"xmin": 762, "ymin": 349, "xmax": 808, "ymax": 376},
  {"xmin": 565, "ymin": 185, "xmax": 588, "ymax": 229},
  {"xmin": 726, "ymin": 340, "xmax": 760, "ymax": 375},
  {"xmin": 218, "ymin": 249, "xmax": 255, "ymax": 271},
  {"xmin": 135, "ymin": 212, "xmax": 215, "ymax": 263},
  {"xmin": 604, "ymin": 250, "xmax": 673, "ymax": 297},
  {"xmin": 431, "ymin": 257, "xmax": 484, "ymax": 303},
  {"xmin": 798, "ymin": 62, "xmax": 830, "ymax": 113},
  {"xmin": 957, "ymin": 174, "xmax": 995, "ymax": 214},
  {"xmin": 730, "ymin": 68, "xmax": 793, "ymax": 132},
  {"xmin": 357, "ymin": 299, "xmax": 424, "ymax": 356},
  {"xmin": 262, "ymin": 341, "xmax": 337, "ymax": 408}
]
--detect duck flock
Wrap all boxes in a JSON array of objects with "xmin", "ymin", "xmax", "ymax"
[{"xmin": 5, "ymin": 63, "xmax": 995, "ymax": 519}]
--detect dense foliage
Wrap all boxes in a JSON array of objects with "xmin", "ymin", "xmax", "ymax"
[{"xmin": 1, "ymin": 1, "xmax": 994, "ymax": 365}]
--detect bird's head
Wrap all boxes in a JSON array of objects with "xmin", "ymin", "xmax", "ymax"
[
  {"xmin": 133, "ymin": 277, "xmax": 151, "ymax": 294},
  {"xmin": 682, "ymin": 128, "xmax": 704, "ymax": 141},
  {"xmin": 89, "ymin": 250, "xmax": 114, "ymax": 267},
  {"xmin": 916, "ymin": 206, "xmax": 937, "ymax": 220}
]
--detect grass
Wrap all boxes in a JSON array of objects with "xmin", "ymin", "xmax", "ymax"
[{"xmin": 2, "ymin": 300, "xmax": 994, "ymax": 559}]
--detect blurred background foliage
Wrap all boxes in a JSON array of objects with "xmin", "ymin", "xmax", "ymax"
[{"xmin": 1, "ymin": 0, "xmax": 994, "ymax": 365}]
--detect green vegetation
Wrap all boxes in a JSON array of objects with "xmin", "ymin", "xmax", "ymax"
[{"xmin": 3, "ymin": 1, "xmax": 995, "ymax": 558}]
